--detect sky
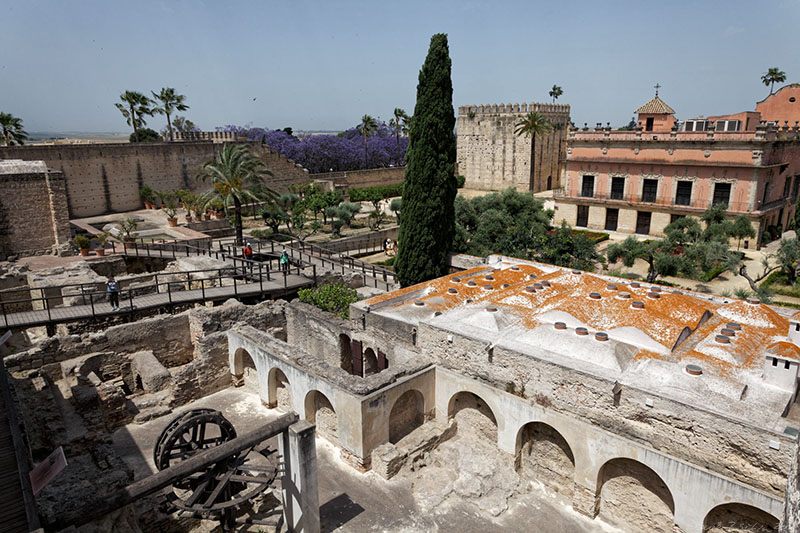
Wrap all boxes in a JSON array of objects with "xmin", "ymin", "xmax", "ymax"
[{"xmin": 3, "ymin": 0, "xmax": 800, "ymax": 134}]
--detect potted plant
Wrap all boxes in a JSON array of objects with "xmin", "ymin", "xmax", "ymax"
[
  {"xmin": 182, "ymin": 193, "xmax": 196, "ymax": 223},
  {"xmin": 165, "ymin": 200, "xmax": 179, "ymax": 227},
  {"xmin": 73, "ymin": 234, "xmax": 91, "ymax": 256},
  {"xmin": 93, "ymin": 232, "xmax": 111, "ymax": 256},
  {"xmin": 140, "ymin": 185, "xmax": 155, "ymax": 209},
  {"xmin": 153, "ymin": 190, "xmax": 163, "ymax": 209},
  {"xmin": 119, "ymin": 218, "xmax": 138, "ymax": 248}
]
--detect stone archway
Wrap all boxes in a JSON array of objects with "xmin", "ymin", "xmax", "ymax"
[
  {"xmin": 304, "ymin": 390, "xmax": 337, "ymax": 442},
  {"xmin": 596, "ymin": 458, "xmax": 675, "ymax": 533},
  {"xmin": 339, "ymin": 334, "xmax": 353, "ymax": 374},
  {"xmin": 447, "ymin": 391, "xmax": 497, "ymax": 443},
  {"xmin": 515, "ymin": 422, "xmax": 575, "ymax": 497},
  {"xmin": 363, "ymin": 348, "xmax": 378, "ymax": 376},
  {"xmin": 703, "ymin": 503, "xmax": 779, "ymax": 533},
  {"xmin": 389, "ymin": 389, "xmax": 425, "ymax": 444},
  {"xmin": 233, "ymin": 348, "xmax": 258, "ymax": 392},
  {"xmin": 267, "ymin": 367, "xmax": 292, "ymax": 412}
]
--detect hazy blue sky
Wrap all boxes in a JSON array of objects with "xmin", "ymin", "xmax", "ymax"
[{"xmin": 3, "ymin": 0, "xmax": 800, "ymax": 133}]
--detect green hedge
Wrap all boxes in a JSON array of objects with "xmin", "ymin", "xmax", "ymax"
[
  {"xmin": 762, "ymin": 270, "xmax": 800, "ymax": 298},
  {"xmin": 298, "ymin": 281, "xmax": 361, "ymax": 319},
  {"xmin": 698, "ymin": 264, "xmax": 727, "ymax": 283},
  {"xmin": 349, "ymin": 183, "xmax": 404, "ymax": 202},
  {"xmin": 350, "ymin": 177, "xmax": 462, "ymax": 201},
  {"xmin": 570, "ymin": 229, "xmax": 610, "ymax": 243}
]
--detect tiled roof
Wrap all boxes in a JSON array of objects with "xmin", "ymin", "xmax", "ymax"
[{"xmin": 634, "ymin": 96, "xmax": 676, "ymax": 115}]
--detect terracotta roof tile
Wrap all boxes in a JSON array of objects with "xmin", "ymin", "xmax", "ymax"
[{"xmin": 634, "ymin": 96, "xmax": 676, "ymax": 115}]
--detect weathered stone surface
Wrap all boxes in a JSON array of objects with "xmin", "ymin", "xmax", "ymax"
[{"xmin": 130, "ymin": 350, "xmax": 171, "ymax": 392}]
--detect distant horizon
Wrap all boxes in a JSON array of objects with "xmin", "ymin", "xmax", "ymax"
[{"xmin": 4, "ymin": 1, "xmax": 800, "ymax": 133}]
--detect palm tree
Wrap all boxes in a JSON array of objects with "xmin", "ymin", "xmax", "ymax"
[
  {"xmin": 358, "ymin": 114, "xmax": 378, "ymax": 168},
  {"xmin": 115, "ymin": 91, "xmax": 153, "ymax": 142},
  {"xmin": 197, "ymin": 144, "xmax": 276, "ymax": 244},
  {"xmin": 761, "ymin": 68, "xmax": 787, "ymax": 95},
  {"xmin": 152, "ymin": 88, "xmax": 189, "ymax": 141},
  {"xmin": 390, "ymin": 108, "xmax": 409, "ymax": 145},
  {"xmin": 549, "ymin": 85, "xmax": 563, "ymax": 103},
  {"xmin": 0, "ymin": 112, "xmax": 28, "ymax": 146},
  {"xmin": 515, "ymin": 112, "xmax": 554, "ymax": 191}
]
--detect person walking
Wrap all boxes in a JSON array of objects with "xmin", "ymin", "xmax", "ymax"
[
  {"xmin": 243, "ymin": 243, "xmax": 254, "ymax": 273},
  {"xmin": 106, "ymin": 275, "xmax": 120, "ymax": 311},
  {"xmin": 280, "ymin": 249, "xmax": 290, "ymax": 273}
]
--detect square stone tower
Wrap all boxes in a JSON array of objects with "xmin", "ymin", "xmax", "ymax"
[{"xmin": 456, "ymin": 102, "xmax": 570, "ymax": 192}]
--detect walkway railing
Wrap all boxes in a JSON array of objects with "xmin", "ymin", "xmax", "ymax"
[
  {"xmin": 217, "ymin": 237, "xmax": 398, "ymax": 291},
  {"xmin": 0, "ymin": 261, "xmax": 313, "ymax": 329}
]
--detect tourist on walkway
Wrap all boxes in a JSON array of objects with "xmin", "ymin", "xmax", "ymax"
[
  {"xmin": 106, "ymin": 275, "xmax": 120, "ymax": 311},
  {"xmin": 280, "ymin": 249, "xmax": 290, "ymax": 272},
  {"xmin": 243, "ymin": 243, "xmax": 254, "ymax": 273}
]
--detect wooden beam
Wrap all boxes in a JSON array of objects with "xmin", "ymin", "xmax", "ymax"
[{"xmin": 50, "ymin": 412, "xmax": 299, "ymax": 530}]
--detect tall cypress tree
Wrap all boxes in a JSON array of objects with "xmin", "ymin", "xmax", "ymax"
[{"xmin": 395, "ymin": 33, "xmax": 457, "ymax": 287}]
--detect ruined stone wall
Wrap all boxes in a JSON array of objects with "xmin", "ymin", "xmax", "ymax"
[
  {"xmin": 456, "ymin": 102, "xmax": 570, "ymax": 192},
  {"xmin": 310, "ymin": 167, "xmax": 405, "ymax": 191},
  {"xmin": 1, "ymin": 141, "xmax": 310, "ymax": 218},
  {"xmin": 416, "ymin": 322, "xmax": 794, "ymax": 497},
  {"xmin": 783, "ymin": 439, "xmax": 800, "ymax": 532},
  {"xmin": 0, "ymin": 166, "xmax": 71, "ymax": 257}
]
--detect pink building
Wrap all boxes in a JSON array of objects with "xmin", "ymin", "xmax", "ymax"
[{"xmin": 554, "ymin": 86, "xmax": 800, "ymax": 248}]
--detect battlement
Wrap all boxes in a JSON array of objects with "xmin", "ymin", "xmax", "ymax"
[
  {"xmin": 174, "ymin": 131, "xmax": 238, "ymax": 142},
  {"xmin": 458, "ymin": 102, "xmax": 570, "ymax": 117}
]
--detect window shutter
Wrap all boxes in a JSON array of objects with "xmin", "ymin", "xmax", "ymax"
[{"xmin": 377, "ymin": 349, "xmax": 388, "ymax": 371}]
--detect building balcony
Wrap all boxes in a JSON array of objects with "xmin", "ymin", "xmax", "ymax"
[
  {"xmin": 568, "ymin": 123, "xmax": 800, "ymax": 143},
  {"xmin": 552, "ymin": 188, "xmax": 772, "ymax": 214}
]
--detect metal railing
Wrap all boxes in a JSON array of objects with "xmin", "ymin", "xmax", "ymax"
[
  {"xmin": 217, "ymin": 237, "xmax": 398, "ymax": 291},
  {"xmin": 0, "ymin": 261, "xmax": 313, "ymax": 329}
]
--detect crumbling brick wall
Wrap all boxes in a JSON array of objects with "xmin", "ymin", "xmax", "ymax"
[{"xmin": 0, "ymin": 162, "xmax": 71, "ymax": 257}]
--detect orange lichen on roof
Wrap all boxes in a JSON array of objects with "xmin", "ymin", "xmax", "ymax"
[
  {"xmin": 767, "ymin": 341, "xmax": 800, "ymax": 361},
  {"xmin": 681, "ymin": 301, "xmax": 790, "ymax": 374},
  {"xmin": 368, "ymin": 262, "xmax": 798, "ymax": 375},
  {"xmin": 362, "ymin": 265, "xmax": 494, "ymax": 307}
]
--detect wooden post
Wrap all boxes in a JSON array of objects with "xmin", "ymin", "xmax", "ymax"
[{"xmin": 279, "ymin": 421, "xmax": 320, "ymax": 533}]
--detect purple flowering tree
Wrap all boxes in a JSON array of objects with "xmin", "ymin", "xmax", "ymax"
[{"xmin": 216, "ymin": 123, "xmax": 408, "ymax": 173}]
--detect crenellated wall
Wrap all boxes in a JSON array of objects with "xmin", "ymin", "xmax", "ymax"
[
  {"xmin": 0, "ymin": 141, "xmax": 309, "ymax": 218},
  {"xmin": 456, "ymin": 102, "xmax": 570, "ymax": 192}
]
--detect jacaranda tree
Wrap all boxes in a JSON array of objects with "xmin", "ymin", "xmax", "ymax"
[{"xmin": 395, "ymin": 33, "xmax": 457, "ymax": 287}]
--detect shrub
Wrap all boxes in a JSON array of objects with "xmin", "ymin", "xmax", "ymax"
[
  {"xmin": 130, "ymin": 128, "xmax": 161, "ymax": 143},
  {"xmin": 569, "ymin": 228, "xmax": 609, "ymax": 243},
  {"xmin": 698, "ymin": 264, "xmax": 727, "ymax": 282},
  {"xmin": 73, "ymin": 234, "xmax": 91, "ymax": 249},
  {"xmin": 298, "ymin": 281, "xmax": 361, "ymax": 319},
  {"xmin": 456, "ymin": 175, "xmax": 466, "ymax": 188},
  {"xmin": 349, "ymin": 183, "xmax": 404, "ymax": 203}
]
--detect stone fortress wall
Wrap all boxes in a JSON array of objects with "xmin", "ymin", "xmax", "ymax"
[
  {"xmin": 456, "ymin": 102, "xmax": 570, "ymax": 192},
  {"xmin": 309, "ymin": 167, "xmax": 405, "ymax": 192},
  {"xmin": 0, "ymin": 161, "xmax": 71, "ymax": 257},
  {"xmin": 0, "ymin": 141, "xmax": 310, "ymax": 218}
]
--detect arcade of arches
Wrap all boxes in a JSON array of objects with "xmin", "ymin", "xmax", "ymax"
[{"xmin": 229, "ymin": 341, "xmax": 784, "ymax": 533}]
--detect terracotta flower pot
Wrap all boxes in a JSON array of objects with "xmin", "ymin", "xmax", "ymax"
[
  {"xmin": 79, "ymin": 248, "xmax": 89, "ymax": 256},
  {"xmin": 204, "ymin": 214, "xmax": 212, "ymax": 221},
  {"xmin": 185, "ymin": 216, "xmax": 193, "ymax": 223},
  {"xmin": 168, "ymin": 217, "xmax": 178, "ymax": 227},
  {"xmin": 96, "ymin": 248, "xmax": 105, "ymax": 257}
]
